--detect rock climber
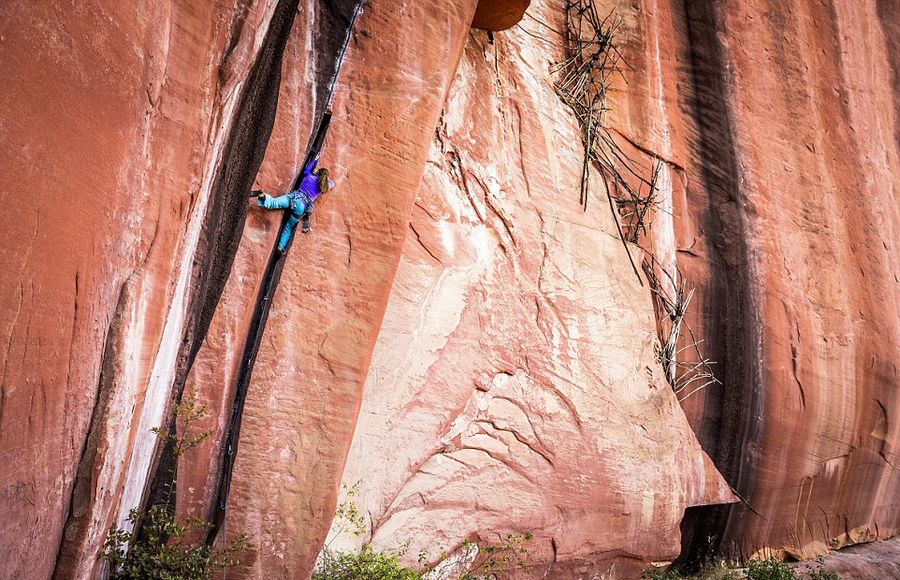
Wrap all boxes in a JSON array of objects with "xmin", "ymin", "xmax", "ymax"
[{"xmin": 252, "ymin": 156, "xmax": 334, "ymax": 255}]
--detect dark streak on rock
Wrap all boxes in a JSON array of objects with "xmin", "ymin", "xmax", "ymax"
[
  {"xmin": 52, "ymin": 277, "xmax": 132, "ymax": 579},
  {"xmin": 874, "ymin": 0, "xmax": 899, "ymax": 151},
  {"xmin": 205, "ymin": 0, "xmax": 364, "ymax": 544},
  {"xmin": 142, "ymin": 0, "xmax": 302, "ymax": 535},
  {"xmin": 671, "ymin": 0, "xmax": 761, "ymax": 568}
]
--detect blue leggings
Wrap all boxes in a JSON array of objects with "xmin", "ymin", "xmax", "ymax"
[{"xmin": 258, "ymin": 194, "xmax": 305, "ymax": 251}]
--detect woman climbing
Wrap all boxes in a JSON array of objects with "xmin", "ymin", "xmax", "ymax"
[{"xmin": 252, "ymin": 156, "xmax": 334, "ymax": 255}]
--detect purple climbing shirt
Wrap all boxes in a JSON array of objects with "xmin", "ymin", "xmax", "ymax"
[{"xmin": 296, "ymin": 159, "xmax": 333, "ymax": 201}]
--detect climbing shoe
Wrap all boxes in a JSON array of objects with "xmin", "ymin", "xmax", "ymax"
[
  {"xmin": 275, "ymin": 247, "xmax": 285, "ymax": 257},
  {"xmin": 250, "ymin": 189, "xmax": 263, "ymax": 198}
]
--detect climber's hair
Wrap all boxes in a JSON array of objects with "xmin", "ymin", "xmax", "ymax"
[{"xmin": 317, "ymin": 168, "xmax": 331, "ymax": 194}]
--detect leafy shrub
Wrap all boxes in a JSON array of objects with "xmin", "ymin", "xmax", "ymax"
[
  {"xmin": 102, "ymin": 393, "xmax": 248, "ymax": 579},
  {"xmin": 314, "ymin": 545, "xmax": 421, "ymax": 580},
  {"xmin": 746, "ymin": 558, "xmax": 797, "ymax": 580},
  {"xmin": 640, "ymin": 557, "xmax": 840, "ymax": 580},
  {"xmin": 642, "ymin": 558, "xmax": 741, "ymax": 580},
  {"xmin": 316, "ymin": 483, "xmax": 532, "ymax": 579},
  {"xmin": 459, "ymin": 532, "xmax": 533, "ymax": 580},
  {"xmin": 102, "ymin": 505, "xmax": 247, "ymax": 579}
]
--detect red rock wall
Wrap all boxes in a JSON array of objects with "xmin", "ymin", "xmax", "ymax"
[
  {"xmin": 327, "ymin": 3, "xmax": 733, "ymax": 577},
  {"xmin": 0, "ymin": 0, "xmax": 290, "ymax": 576},
  {"xmin": 174, "ymin": 1, "xmax": 484, "ymax": 578},
  {"xmin": 330, "ymin": 0, "xmax": 899, "ymax": 575},
  {"xmin": 624, "ymin": 0, "xmax": 900, "ymax": 562},
  {"xmin": 0, "ymin": 0, "xmax": 898, "ymax": 578}
]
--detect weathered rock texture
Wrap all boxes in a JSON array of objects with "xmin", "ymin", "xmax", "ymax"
[
  {"xmin": 633, "ymin": 0, "xmax": 900, "ymax": 563},
  {"xmin": 790, "ymin": 537, "xmax": 900, "ymax": 579},
  {"xmin": 0, "ymin": 0, "xmax": 898, "ymax": 578},
  {"xmin": 0, "ymin": 0, "xmax": 303, "ymax": 577},
  {"xmin": 329, "ymin": 8, "xmax": 733, "ymax": 578},
  {"xmin": 331, "ymin": 0, "xmax": 899, "ymax": 575},
  {"xmin": 176, "ymin": 1, "xmax": 486, "ymax": 577},
  {"xmin": 472, "ymin": 0, "xmax": 531, "ymax": 30}
]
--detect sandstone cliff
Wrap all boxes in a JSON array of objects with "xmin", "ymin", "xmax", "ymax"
[{"xmin": 0, "ymin": 0, "xmax": 897, "ymax": 579}]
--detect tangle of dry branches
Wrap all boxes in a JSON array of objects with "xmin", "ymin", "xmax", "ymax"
[{"xmin": 534, "ymin": 1, "xmax": 721, "ymax": 400}]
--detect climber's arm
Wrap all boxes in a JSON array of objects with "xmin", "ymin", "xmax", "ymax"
[{"xmin": 303, "ymin": 158, "xmax": 318, "ymax": 177}]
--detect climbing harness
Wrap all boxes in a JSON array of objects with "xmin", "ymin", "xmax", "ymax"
[{"xmin": 288, "ymin": 189, "xmax": 312, "ymax": 213}]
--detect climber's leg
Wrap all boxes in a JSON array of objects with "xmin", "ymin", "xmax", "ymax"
[
  {"xmin": 258, "ymin": 193, "xmax": 291, "ymax": 210},
  {"xmin": 277, "ymin": 214, "xmax": 300, "ymax": 252}
]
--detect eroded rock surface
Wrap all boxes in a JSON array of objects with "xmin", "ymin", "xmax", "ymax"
[
  {"xmin": 0, "ymin": 0, "xmax": 301, "ymax": 576},
  {"xmin": 329, "ymin": 4, "xmax": 733, "ymax": 577},
  {"xmin": 621, "ymin": 0, "xmax": 900, "ymax": 563},
  {"xmin": 332, "ymin": 0, "xmax": 899, "ymax": 575},
  {"xmin": 177, "ymin": 1, "xmax": 483, "ymax": 577},
  {"xmin": 0, "ymin": 0, "xmax": 897, "ymax": 578}
]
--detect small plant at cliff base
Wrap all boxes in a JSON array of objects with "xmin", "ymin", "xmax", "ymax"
[
  {"xmin": 102, "ymin": 505, "xmax": 249, "ymax": 579},
  {"xmin": 641, "ymin": 558, "xmax": 840, "ymax": 580},
  {"xmin": 642, "ymin": 559, "xmax": 740, "ymax": 580},
  {"xmin": 802, "ymin": 557, "xmax": 840, "ymax": 580},
  {"xmin": 457, "ymin": 532, "xmax": 533, "ymax": 580},
  {"xmin": 316, "ymin": 487, "xmax": 532, "ymax": 579},
  {"xmin": 102, "ymin": 393, "xmax": 250, "ymax": 579},
  {"xmin": 315, "ymin": 482, "xmax": 421, "ymax": 580},
  {"xmin": 314, "ymin": 544, "xmax": 422, "ymax": 580},
  {"xmin": 745, "ymin": 558, "xmax": 798, "ymax": 580}
]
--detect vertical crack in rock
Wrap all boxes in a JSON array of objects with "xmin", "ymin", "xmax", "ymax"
[
  {"xmin": 52, "ymin": 1, "xmax": 307, "ymax": 572},
  {"xmin": 139, "ymin": 0, "xmax": 303, "ymax": 530},
  {"xmin": 206, "ymin": 0, "xmax": 364, "ymax": 544},
  {"xmin": 673, "ymin": 0, "xmax": 761, "ymax": 568},
  {"xmin": 52, "ymin": 277, "xmax": 133, "ymax": 578}
]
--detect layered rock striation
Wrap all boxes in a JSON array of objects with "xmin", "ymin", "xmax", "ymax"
[{"xmin": 0, "ymin": 0, "xmax": 897, "ymax": 578}]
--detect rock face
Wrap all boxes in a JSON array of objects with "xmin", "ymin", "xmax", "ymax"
[
  {"xmin": 0, "ymin": 0, "xmax": 897, "ymax": 579},
  {"xmin": 328, "ymin": 11, "xmax": 733, "ymax": 578},
  {"xmin": 472, "ymin": 0, "xmax": 530, "ymax": 30},
  {"xmin": 330, "ymin": 0, "xmax": 899, "ymax": 574},
  {"xmin": 179, "ymin": 1, "xmax": 486, "ymax": 577},
  {"xmin": 0, "ymin": 0, "xmax": 302, "ymax": 576},
  {"xmin": 631, "ymin": 0, "xmax": 900, "ymax": 563},
  {"xmin": 790, "ymin": 537, "xmax": 900, "ymax": 579}
]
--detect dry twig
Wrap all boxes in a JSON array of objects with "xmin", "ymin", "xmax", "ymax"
[{"xmin": 548, "ymin": 2, "xmax": 720, "ymax": 398}]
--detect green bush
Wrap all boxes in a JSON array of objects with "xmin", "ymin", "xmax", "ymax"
[
  {"xmin": 102, "ymin": 393, "xmax": 248, "ymax": 579},
  {"xmin": 746, "ymin": 558, "xmax": 796, "ymax": 580},
  {"xmin": 460, "ymin": 532, "xmax": 533, "ymax": 580},
  {"xmin": 316, "ymin": 484, "xmax": 532, "ymax": 580},
  {"xmin": 640, "ymin": 557, "xmax": 838, "ymax": 580},
  {"xmin": 102, "ymin": 505, "xmax": 247, "ymax": 580},
  {"xmin": 314, "ymin": 545, "xmax": 421, "ymax": 580}
]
